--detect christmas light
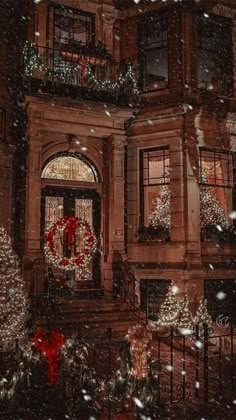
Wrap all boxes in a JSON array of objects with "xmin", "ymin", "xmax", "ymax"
[
  {"xmin": 23, "ymin": 42, "xmax": 139, "ymax": 99},
  {"xmin": 149, "ymin": 179, "xmax": 171, "ymax": 233},
  {"xmin": 177, "ymin": 294, "xmax": 194, "ymax": 334},
  {"xmin": 193, "ymin": 297, "xmax": 213, "ymax": 339},
  {"xmin": 200, "ymin": 171, "xmax": 228, "ymax": 230},
  {"xmin": 157, "ymin": 285, "xmax": 180, "ymax": 327},
  {"xmin": 0, "ymin": 227, "xmax": 28, "ymax": 349},
  {"xmin": 44, "ymin": 216, "xmax": 97, "ymax": 272}
]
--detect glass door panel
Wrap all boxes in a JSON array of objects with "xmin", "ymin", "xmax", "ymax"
[
  {"xmin": 75, "ymin": 198, "xmax": 93, "ymax": 281},
  {"xmin": 45, "ymin": 196, "xmax": 64, "ymax": 258}
]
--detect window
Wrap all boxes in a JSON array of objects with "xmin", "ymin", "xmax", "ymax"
[
  {"xmin": 139, "ymin": 13, "xmax": 168, "ymax": 91},
  {"xmin": 199, "ymin": 149, "xmax": 232, "ymax": 230},
  {"xmin": 196, "ymin": 12, "xmax": 233, "ymax": 92},
  {"xmin": 140, "ymin": 148, "xmax": 170, "ymax": 227},
  {"xmin": 42, "ymin": 155, "xmax": 98, "ymax": 182},
  {"xmin": 204, "ymin": 279, "xmax": 236, "ymax": 324},
  {"xmin": 140, "ymin": 279, "xmax": 171, "ymax": 321},
  {"xmin": 53, "ymin": 5, "xmax": 95, "ymax": 48}
]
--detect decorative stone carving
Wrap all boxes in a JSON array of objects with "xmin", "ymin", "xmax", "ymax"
[
  {"xmin": 101, "ymin": 13, "xmax": 116, "ymax": 26},
  {"xmin": 110, "ymin": 135, "xmax": 127, "ymax": 151},
  {"xmin": 97, "ymin": 7, "xmax": 116, "ymax": 26}
]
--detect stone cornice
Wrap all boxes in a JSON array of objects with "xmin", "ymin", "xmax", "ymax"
[{"xmin": 25, "ymin": 95, "xmax": 135, "ymax": 139}]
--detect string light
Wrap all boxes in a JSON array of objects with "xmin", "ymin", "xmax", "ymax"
[
  {"xmin": 0, "ymin": 227, "xmax": 28, "ymax": 350},
  {"xmin": 23, "ymin": 42, "xmax": 139, "ymax": 99},
  {"xmin": 200, "ymin": 171, "xmax": 228, "ymax": 230},
  {"xmin": 149, "ymin": 184, "xmax": 171, "ymax": 232},
  {"xmin": 157, "ymin": 285, "xmax": 180, "ymax": 327},
  {"xmin": 177, "ymin": 294, "xmax": 194, "ymax": 334},
  {"xmin": 193, "ymin": 297, "xmax": 213, "ymax": 339}
]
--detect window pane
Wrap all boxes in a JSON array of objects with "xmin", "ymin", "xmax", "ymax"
[
  {"xmin": 42, "ymin": 156, "xmax": 97, "ymax": 182},
  {"xmin": 75, "ymin": 199, "xmax": 93, "ymax": 281},
  {"xmin": 141, "ymin": 148, "xmax": 170, "ymax": 228},
  {"xmin": 143, "ymin": 48, "xmax": 168, "ymax": 89},
  {"xmin": 200, "ymin": 150, "xmax": 232, "ymax": 187},
  {"xmin": 200, "ymin": 149, "xmax": 232, "ymax": 229},
  {"xmin": 196, "ymin": 13, "xmax": 233, "ymax": 92},
  {"xmin": 54, "ymin": 6, "xmax": 94, "ymax": 47},
  {"xmin": 143, "ymin": 149, "xmax": 170, "ymax": 185},
  {"xmin": 140, "ymin": 279, "xmax": 171, "ymax": 320},
  {"xmin": 139, "ymin": 13, "xmax": 168, "ymax": 90},
  {"xmin": 144, "ymin": 184, "xmax": 170, "ymax": 228}
]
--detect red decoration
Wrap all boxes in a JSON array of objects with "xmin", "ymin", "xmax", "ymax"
[
  {"xmin": 44, "ymin": 216, "xmax": 96, "ymax": 271},
  {"xmin": 34, "ymin": 329, "xmax": 64, "ymax": 385}
]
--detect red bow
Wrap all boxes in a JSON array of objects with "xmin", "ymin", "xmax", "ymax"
[
  {"xmin": 34, "ymin": 329, "xmax": 64, "ymax": 385},
  {"xmin": 66, "ymin": 217, "xmax": 78, "ymax": 249}
]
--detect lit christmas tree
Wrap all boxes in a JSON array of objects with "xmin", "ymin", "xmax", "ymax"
[
  {"xmin": 158, "ymin": 285, "xmax": 180, "ymax": 327},
  {"xmin": 0, "ymin": 227, "xmax": 28, "ymax": 349},
  {"xmin": 193, "ymin": 297, "xmax": 213, "ymax": 339},
  {"xmin": 149, "ymin": 184, "xmax": 171, "ymax": 232},
  {"xmin": 177, "ymin": 294, "xmax": 194, "ymax": 334},
  {"xmin": 200, "ymin": 171, "xmax": 228, "ymax": 230}
]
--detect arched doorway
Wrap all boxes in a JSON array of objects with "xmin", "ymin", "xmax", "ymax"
[{"xmin": 41, "ymin": 152, "xmax": 101, "ymax": 288}]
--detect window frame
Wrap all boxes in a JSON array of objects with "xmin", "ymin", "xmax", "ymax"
[
  {"xmin": 138, "ymin": 11, "xmax": 169, "ymax": 92},
  {"xmin": 139, "ymin": 146, "xmax": 170, "ymax": 227},
  {"xmin": 50, "ymin": 3, "xmax": 95, "ymax": 48},
  {"xmin": 195, "ymin": 11, "xmax": 233, "ymax": 93},
  {"xmin": 199, "ymin": 147, "xmax": 232, "ymax": 189}
]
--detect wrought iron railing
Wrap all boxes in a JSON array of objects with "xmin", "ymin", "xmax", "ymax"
[
  {"xmin": 22, "ymin": 42, "xmax": 139, "ymax": 103},
  {"xmin": 1, "ymin": 325, "xmax": 236, "ymax": 418}
]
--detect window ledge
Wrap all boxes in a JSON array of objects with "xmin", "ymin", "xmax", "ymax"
[{"xmin": 141, "ymin": 88, "xmax": 170, "ymax": 99}]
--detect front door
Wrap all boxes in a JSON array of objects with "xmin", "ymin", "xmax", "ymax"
[{"xmin": 41, "ymin": 186, "xmax": 101, "ymax": 287}]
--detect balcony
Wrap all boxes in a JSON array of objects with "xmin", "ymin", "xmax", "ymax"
[{"xmin": 22, "ymin": 42, "xmax": 139, "ymax": 106}]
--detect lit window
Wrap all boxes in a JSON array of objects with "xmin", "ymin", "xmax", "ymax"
[
  {"xmin": 42, "ymin": 156, "xmax": 97, "ymax": 182},
  {"xmin": 199, "ymin": 149, "xmax": 232, "ymax": 231},
  {"xmin": 140, "ymin": 148, "xmax": 170, "ymax": 228}
]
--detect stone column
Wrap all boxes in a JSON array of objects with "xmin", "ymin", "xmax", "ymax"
[
  {"xmin": 100, "ymin": 12, "xmax": 116, "ymax": 55},
  {"xmin": 183, "ymin": 112, "xmax": 203, "ymax": 306},
  {"xmin": 24, "ymin": 129, "xmax": 43, "ymax": 292},
  {"xmin": 0, "ymin": 144, "xmax": 14, "ymax": 234},
  {"xmin": 233, "ymin": 22, "xmax": 236, "ymax": 93},
  {"xmin": 184, "ymin": 112, "xmax": 201, "ymax": 263},
  {"xmin": 104, "ymin": 135, "xmax": 126, "ymax": 292},
  {"xmin": 170, "ymin": 138, "xmax": 185, "ymax": 242}
]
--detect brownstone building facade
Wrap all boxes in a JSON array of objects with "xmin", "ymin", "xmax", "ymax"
[{"xmin": 1, "ymin": 0, "xmax": 236, "ymax": 326}]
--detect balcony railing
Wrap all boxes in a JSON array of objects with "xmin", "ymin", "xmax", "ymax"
[{"xmin": 23, "ymin": 42, "xmax": 139, "ymax": 105}]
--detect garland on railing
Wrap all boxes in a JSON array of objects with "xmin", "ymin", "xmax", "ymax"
[
  {"xmin": 23, "ymin": 42, "xmax": 139, "ymax": 99},
  {"xmin": 61, "ymin": 39, "xmax": 112, "ymax": 61},
  {"xmin": 0, "ymin": 341, "xmax": 41, "ymax": 399},
  {"xmin": 0, "ymin": 333, "xmax": 98, "ymax": 418}
]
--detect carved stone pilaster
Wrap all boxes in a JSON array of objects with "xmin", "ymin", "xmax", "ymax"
[
  {"xmin": 0, "ymin": 144, "xmax": 15, "ymax": 233},
  {"xmin": 98, "ymin": 8, "xmax": 117, "ymax": 53},
  {"xmin": 111, "ymin": 134, "xmax": 127, "ymax": 151}
]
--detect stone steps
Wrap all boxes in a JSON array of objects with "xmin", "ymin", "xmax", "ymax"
[
  {"xmin": 58, "ymin": 298, "xmax": 129, "ymax": 313},
  {"xmin": 35, "ymin": 292, "xmax": 145, "ymax": 340}
]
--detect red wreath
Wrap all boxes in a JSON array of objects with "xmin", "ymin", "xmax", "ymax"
[
  {"xmin": 45, "ymin": 216, "xmax": 96, "ymax": 270},
  {"xmin": 34, "ymin": 329, "xmax": 64, "ymax": 385}
]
